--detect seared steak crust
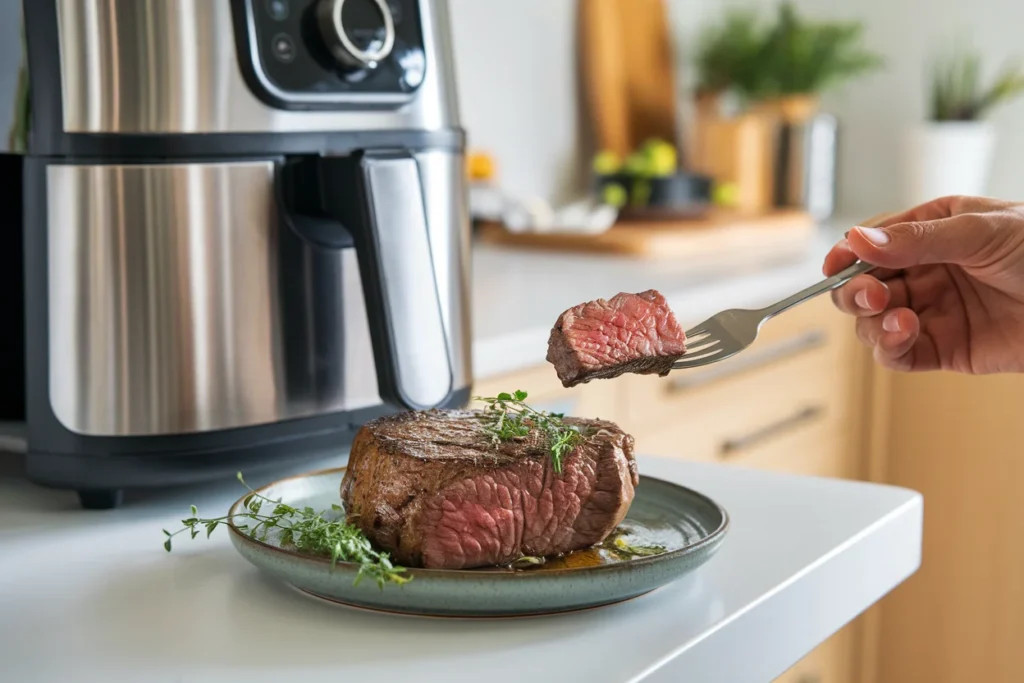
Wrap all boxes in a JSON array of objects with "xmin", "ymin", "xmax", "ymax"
[
  {"xmin": 547, "ymin": 289, "xmax": 687, "ymax": 388},
  {"xmin": 341, "ymin": 410, "xmax": 638, "ymax": 570}
]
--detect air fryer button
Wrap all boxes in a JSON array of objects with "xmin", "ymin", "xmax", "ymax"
[
  {"xmin": 398, "ymin": 48, "xmax": 425, "ymax": 90},
  {"xmin": 265, "ymin": 0, "xmax": 289, "ymax": 21},
  {"xmin": 271, "ymin": 33, "xmax": 297, "ymax": 63}
]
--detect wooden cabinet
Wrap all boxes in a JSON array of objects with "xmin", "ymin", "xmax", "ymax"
[
  {"xmin": 473, "ymin": 297, "xmax": 871, "ymax": 683},
  {"xmin": 775, "ymin": 627, "xmax": 858, "ymax": 683},
  {"xmin": 865, "ymin": 370, "xmax": 1024, "ymax": 683}
]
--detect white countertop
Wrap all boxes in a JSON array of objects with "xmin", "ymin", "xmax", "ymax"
[
  {"xmin": 471, "ymin": 222, "xmax": 849, "ymax": 379},
  {"xmin": 0, "ymin": 456, "xmax": 921, "ymax": 683}
]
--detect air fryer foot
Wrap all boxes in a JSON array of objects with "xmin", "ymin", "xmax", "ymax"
[{"xmin": 77, "ymin": 489, "xmax": 124, "ymax": 510}]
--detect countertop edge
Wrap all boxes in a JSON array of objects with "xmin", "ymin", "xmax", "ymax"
[{"xmin": 638, "ymin": 491, "xmax": 924, "ymax": 682}]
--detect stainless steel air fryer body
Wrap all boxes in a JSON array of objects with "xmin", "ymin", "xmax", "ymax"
[{"xmin": 0, "ymin": 0, "xmax": 471, "ymax": 508}]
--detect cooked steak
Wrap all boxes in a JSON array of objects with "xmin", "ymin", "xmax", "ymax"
[
  {"xmin": 341, "ymin": 410, "xmax": 638, "ymax": 570},
  {"xmin": 547, "ymin": 289, "xmax": 687, "ymax": 388}
]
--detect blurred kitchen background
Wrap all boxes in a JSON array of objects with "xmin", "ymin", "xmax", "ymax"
[{"xmin": 451, "ymin": 0, "xmax": 1024, "ymax": 217}]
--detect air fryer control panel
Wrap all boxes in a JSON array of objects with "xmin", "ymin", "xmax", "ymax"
[{"xmin": 237, "ymin": 0, "xmax": 426, "ymax": 108}]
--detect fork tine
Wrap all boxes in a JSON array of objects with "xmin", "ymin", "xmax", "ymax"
[
  {"xmin": 685, "ymin": 331, "xmax": 711, "ymax": 345},
  {"xmin": 682, "ymin": 337, "xmax": 722, "ymax": 355},
  {"xmin": 679, "ymin": 347, "xmax": 725, "ymax": 363},
  {"xmin": 673, "ymin": 348, "xmax": 725, "ymax": 369}
]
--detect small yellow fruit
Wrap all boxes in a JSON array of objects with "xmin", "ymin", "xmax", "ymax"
[
  {"xmin": 623, "ymin": 152, "xmax": 650, "ymax": 176},
  {"xmin": 592, "ymin": 150, "xmax": 621, "ymax": 175},
  {"xmin": 467, "ymin": 152, "xmax": 496, "ymax": 182},
  {"xmin": 602, "ymin": 183, "xmax": 628, "ymax": 208},
  {"xmin": 712, "ymin": 181, "xmax": 739, "ymax": 207},
  {"xmin": 647, "ymin": 145, "xmax": 677, "ymax": 176}
]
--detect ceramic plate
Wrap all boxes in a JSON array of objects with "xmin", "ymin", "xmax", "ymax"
[{"xmin": 227, "ymin": 468, "xmax": 729, "ymax": 617}]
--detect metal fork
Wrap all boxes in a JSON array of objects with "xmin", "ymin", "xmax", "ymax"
[{"xmin": 673, "ymin": 260, "xmax": 876, "ymax": 370}]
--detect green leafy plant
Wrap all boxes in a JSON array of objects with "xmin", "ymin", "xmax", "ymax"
[
  {"xmin": 694, "ymin": 2, "xmax": 882, "ymax": 101},
  {"xmin": 473, "ymin": 390, "xmax": 586, "ymax": 474},
  {"xmin": 695, "ymin": 8, "xmax": 772, "ymax": 98},
  {"xmin": 163, "ymin": 472, "xmax": 410, "ymax": 589},
  {"xmin": 929, "ymin": 50, "xmax": 1024, "ymax": 121},
  {"xmin": 7, "ymin": 25, "xmax": 30, "ymax": 153},
  {"xmin": 756, "ymin": 2, "xmax": 882, "ymax": 97}
]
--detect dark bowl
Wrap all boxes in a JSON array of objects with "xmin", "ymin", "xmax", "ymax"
[{"xmin": 597, "ymin": 171, "xmax": 714, "ymax": 220}]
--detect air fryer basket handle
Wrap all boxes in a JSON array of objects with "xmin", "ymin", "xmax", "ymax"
[{"xmin": 319, "ymin": 151, "xmax": 453, "ymax": 411}]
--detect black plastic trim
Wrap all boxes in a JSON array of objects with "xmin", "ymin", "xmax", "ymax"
[
  {"xmin": 0, "ymin": 154, "xmax": 26, "ymax": 420},
  {"xmin": 21, "ymin": 0, "xmax": 63, "ymax": 154},
  {"xmin": 28, "ymin": 129, "xmax": 464, "ymax": 160}
]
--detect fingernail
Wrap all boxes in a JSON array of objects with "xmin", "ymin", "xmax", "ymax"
[
  {"xmin": 855, "ymin": 226, "xmax": 890, "ymax": 246},
  {"xmin": 883, "ymin": 311, "xmax": 901, "ymax": 332},
  {"xmin": 855, "ymin": 290, "xmax": 871, "ymax": 309}
]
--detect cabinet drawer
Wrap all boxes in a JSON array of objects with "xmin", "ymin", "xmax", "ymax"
[
  {"xmin": 640, "ymin": 395, "xmax": 852, "ymax": 478},
  {"xmin": 773, "ymin": 623, "xmax": 857, "ymax": 683}
]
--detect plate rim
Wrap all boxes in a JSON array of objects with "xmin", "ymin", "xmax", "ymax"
[
  {"xmin": 290, "ymin": 584, "xmax": 664, "ymax": 618},
  {"xmin": 227, "ymin": 466, "xmax": 730, "ymax": 579}
]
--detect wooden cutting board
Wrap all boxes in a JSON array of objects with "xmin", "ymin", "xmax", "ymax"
[
  {"xmin": 578, "ymin": 0, "xmax": 679, "ymax": 157},
  {"xmin": 476, "ymin": 211, "xmax": 816, "ymax": 262}
]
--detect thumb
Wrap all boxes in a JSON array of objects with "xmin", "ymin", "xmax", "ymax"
[{"xmin": 848, "ymin": 215, "xmax": 1001, "ymax": 269}]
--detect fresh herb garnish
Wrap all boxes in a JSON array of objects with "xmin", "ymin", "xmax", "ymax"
[
  {"xmin": 162, "ymin": 472, "xmax": 410, "ymax": 589},
  {"xmin": 472, "ymin": 390, "xmax": 585, "ymax": 473},
  {"xmin": 599, "ymin": 530, "xmax": 668, "ymax": 560}
]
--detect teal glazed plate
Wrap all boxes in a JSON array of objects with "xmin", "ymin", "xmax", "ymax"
[{"xmin": 227, "ymin": 468, "xmax": 729, "ymax": 617}]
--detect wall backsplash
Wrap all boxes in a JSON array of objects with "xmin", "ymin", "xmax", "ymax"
[{"xmin": 448, "ymin": 0, "xmax": 587, "ymax": 207}]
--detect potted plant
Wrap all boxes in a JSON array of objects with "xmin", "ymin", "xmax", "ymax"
[
  {"xmin": 694, "ymin": 8, "xmax": 770, "ymax": 113},
  {"xmin": 692, "ymin": 8, "xmax": 775, "ymax": 214},
  {"xmin": 906, "ymin": 49, "xmax": 1024, "ymax": 204},
  {"xmin": 694, "ymin": 3, "xmax": 881, "ymax": 121},
  {"xmin": 752, "ymin": 2, "xmax": 882, "ymax": 124},
  {"xmin": 691, "ymin": 3, "xmax": 881, "ymax": 215}
]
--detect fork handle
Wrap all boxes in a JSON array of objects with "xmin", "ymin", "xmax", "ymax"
[{"xmin": 758, "ymin": 260, "xmax": 876, "ymax": 322}]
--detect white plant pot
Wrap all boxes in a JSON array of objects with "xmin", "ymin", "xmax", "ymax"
[{"xmin": 905, "ymin": 121, "xmax": 995, "ymax": 205}]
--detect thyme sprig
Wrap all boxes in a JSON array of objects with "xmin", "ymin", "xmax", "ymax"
[
  {"xmin": 162, "ymin": 472, "xmax": 410, "ymax": 589},
  {"xmin": 473, "ymin": 390, "xmax": 585, "ymax": 473}
]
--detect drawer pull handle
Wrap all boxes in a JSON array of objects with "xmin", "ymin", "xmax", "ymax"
[
  {"xmin": 668, "ymin": 329, "xmax": 826, "ymax": 392},
  {"xmin": 720, "ymin": 405, "xmax": 823, "ymax": 456}
]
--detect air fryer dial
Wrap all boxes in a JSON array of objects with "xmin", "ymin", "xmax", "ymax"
[{"xmin": 316, "ymin": 0, "xmax": 396, "ymax": 69}]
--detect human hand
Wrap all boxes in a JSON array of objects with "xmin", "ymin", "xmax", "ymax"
[{"xmin": 823, "ymin": 195, "xmax": 1024, "ymax": 373}]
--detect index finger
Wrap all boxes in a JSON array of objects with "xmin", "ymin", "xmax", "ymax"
[
  {"xmin": 822, "ymin": 238, "xmax": 900, "ymax": 280},
  {"xmin": 822, "ymin": 211, "xmax": 897, "ymax": 276},
  {"xmin": 869, "ymin": 195, "xmax": 1015, "ymax": 227}
]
